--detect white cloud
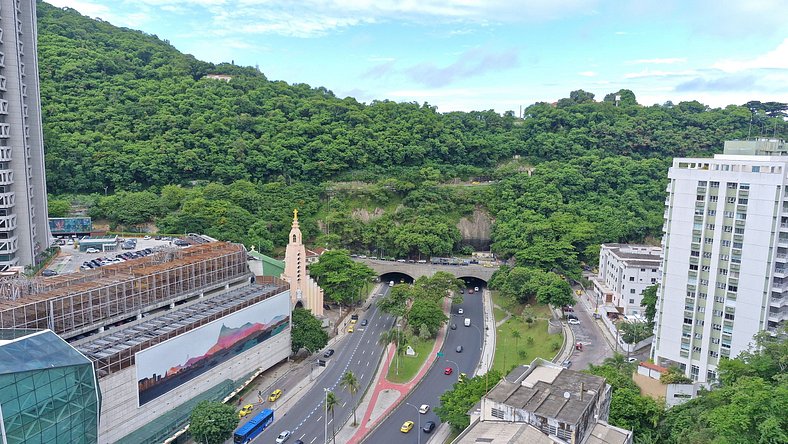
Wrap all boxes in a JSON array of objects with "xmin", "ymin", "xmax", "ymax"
[
  {"xmin": 623, "ymin": 69, "xmax": 697, "ymax": 79},
  {"xmin": 713, "ymin": 38, "xmax": 788, "ymax": 72},
  {"xmin": 46, "ymin": 0, "xmax": 151, "ymax": 28},
  {"xmin": 578, "ymin": 71, "xmax": 596, "ymax": 77},
  {"xmin": 631, "ymin": 58, "xmax": 686, "ymax": 65}
]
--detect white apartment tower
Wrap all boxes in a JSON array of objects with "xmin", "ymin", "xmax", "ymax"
[
  {"xmin": 0, "ymin": 0, "xmax": 50, "ymax": 269},
  {"xmin": 652, "ymin": 139, "xmax": 788, "ymax": 382}
]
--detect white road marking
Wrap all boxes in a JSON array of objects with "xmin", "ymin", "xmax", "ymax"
[
  {"xmin": 300, "ymin": 433, "xmax": 306, "ymax": 439},
  {"xmin": 316, "ymin": 415, "xmax": 322, "ymax": 422},
  {"xmin": 310, "ymin": 438, "xmax": 316, "ymax": 444}
]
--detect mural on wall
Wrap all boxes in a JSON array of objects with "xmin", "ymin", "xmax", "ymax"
[{"xmin": 136, "ymin": 292, "xmax": 290, "ymax": 405}]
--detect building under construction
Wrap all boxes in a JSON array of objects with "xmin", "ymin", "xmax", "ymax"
[{"xmin": 0, "ymin": 242, "xmax": 293, "ymax": 444}]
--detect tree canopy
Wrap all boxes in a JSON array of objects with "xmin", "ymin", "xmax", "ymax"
[
  {"xmin": 189, "ymin": 401, "xmax": 238, "ymax": 444},
  {"xmin": 290, "ymin": 307, "xmax": 328, "ymax": 353},
  {"xmin": 308, "ymin": 250, "xmax": 376, "ymax": 305}
]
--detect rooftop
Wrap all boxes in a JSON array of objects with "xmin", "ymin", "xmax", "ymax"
[
  {"xmin": 487, "ymin": 362, "xmax": 606, "ymax": 425},
  {"xmin": 454, "ymin": 420, "xmax": 558, "ymax": 444},
  {"xmin": 601, "ymin": 243, "xmax": 662, "ymax": 264},
  {"xmin": 0, "ymin": 329, "xmax": 91, "ymax": 374},
  {"xmin": 585, "ymin": 422, "xmax": 633, "ymax": 444}
]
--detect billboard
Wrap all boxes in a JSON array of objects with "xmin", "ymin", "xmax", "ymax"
[
  {"xmin": 136, "ymin": 292, "xmax": 290, "ymax": 406},
  {"xmin": 49, "ymin": 217, "xmax": 92, "ymax": 234}
]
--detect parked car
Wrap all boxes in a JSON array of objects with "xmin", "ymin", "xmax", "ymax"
[
  {"xmin": 323, "ymin": 349, "xmax": 335, "ymax": 358},
  {"xmin": 143, "ymin": 235, "xmax": 151, "ymax": 240},
  {"xmin": 174, "ymin": 239, "xmax": 190, "ymax": 246},
  {"xmin": 458, "ymin": 308, "xmax": 464, "ymax": 315},
  {"xmin": 347, "ymin": 325, "xmax": 354, "ymax": 333},
  {"xmin": 41, "ymin": 269, "xmax": 58, "ymax": 277},
  {"xmin": 360, "ymin": 319, "xmax": 368, "ymax": 326},
  {"xmin": 561, "ymin": 360, "xmax": 572, "ymax": 368},
  {"xmin": 422, "ymin": 421, "xmax": 436, "ymax": 433},
  {"xmin": 568, "ymin": 318, "xmax": 581, "ymax": 325},
  {"xmin": 85, "ymin": 248, "xmax": 100, "ymax": 254},
  {"xmin": 627, "ymin": 357, "xmax": 639, "ymax": 363},
  {"xmin": 450, "ymin": 323, "xmax": 457, "ymax": 330},
  {"xmin": 566, "ymin": 314, "xmax": 578, "ymax": 320}
]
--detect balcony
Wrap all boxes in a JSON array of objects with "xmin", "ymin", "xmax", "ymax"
[
  {"xmin": 0, "ymin": 235, "xmax": 17, "ymax": 254},
  {"xmin": 771, "ymin": 296, "xmax": 786, "ymax": 307},
  {"xmin": 0, "ymin": 146, "xmax": 11, "ymax": 161},
  {"xmin": 0, "ymin": 214, "xmax": 16, "ymax": 231},
  {"xmin": 775, "ymin": 268, "xmax": 788, "ymax": 278},
  {"xmin": 0, "ymin": 192, "xmax": 14, "ymax": 208},
  {"xmin": 0, "ymin": 170, "xmax": 12, "ymax": 185}
]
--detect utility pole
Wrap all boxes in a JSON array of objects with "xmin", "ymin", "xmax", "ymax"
[{"xmin": 323, "ymin": 388, "xmax": 329, "ymax": 444}]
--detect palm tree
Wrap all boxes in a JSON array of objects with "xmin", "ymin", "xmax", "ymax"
[
  {"xmin": 511, "ymin": 330, "xmax": 521, "ymax": 355},
  {"xmin": 341, "ymin": 371, "xmax": 360, "ymax": 426},
  {"xmin": 603, "ymin": 353, "xmax": 629, "ymax": 370},
  {"xmin": 325, "ymin": 391, "xmax": 339, "ymax": 444}
]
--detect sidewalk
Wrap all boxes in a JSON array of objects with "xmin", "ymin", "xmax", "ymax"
[{"xmin": 340, "ymin": 295, "xmax": 453, "ymax": 444}]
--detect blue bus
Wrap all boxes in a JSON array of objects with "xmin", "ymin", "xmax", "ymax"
[{"xmin": 233, "ymin": 408, "xmax": 274, "ymax": 444}]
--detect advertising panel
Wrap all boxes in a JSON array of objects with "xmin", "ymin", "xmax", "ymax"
[
  {"xmin": 49, "ymin": 217, "xmax": 92, "ymax": 234},
  {"xmin": 136, "ymin": 292, "xmax": 290, "ymax": 405}
]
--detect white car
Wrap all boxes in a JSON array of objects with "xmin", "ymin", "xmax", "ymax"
[
  {"xmin": 474, "ymin": 286, "xmax": 479, "ymax": 292},
  {"xmin": 458, "ymin": 308, "xmax": 464, "ymax": 315},
  {"xmin": 143, "ymin": 235, "xmax": 151, "ymax": 240},
  {"xmin": 568, "ymin": 318, "xmax": 581, "ymax": 325},
  {"xmin": 85, "ymin": 248, "xmax": 100, "ymax": 254},
  {"xmin": 275, "ymin": 430, "xmax": 291, "ymax": 443},
  {"xmin": 627, "ymin": 357, "xmax": 639, "ymax": 363},
  {"xmin": 419, "ymin": 404, "xmax": 430, "ymax": 414}
]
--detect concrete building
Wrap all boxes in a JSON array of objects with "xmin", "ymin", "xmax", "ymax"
[
  {"xmin": 0, "ymin": 0, "xmax": 51, "ymax": 270},
  {"xmin": 592, "ymin": 244, "xmax": 662, "ymax": 317},
  {"xmin": 652, "ymin": 138, "xmax": 788, "ymax": 383},
  {"xmin": 282, "ymin": 209, "xmax": 324, "ymax": 316},
  {"xmin": 0, "ymin": 329, "xmax": 101, "ymax": 444},
  {"xmin": 0, "ymin": 242, "xmax": 292, "ymax": 443},
  {"xmin": 632, "ymin": 362, "xmax": 704, "ymax": 407},
  {"xmin": 454, "ymin": 359, "xmax": 632, "ymax": 444}
]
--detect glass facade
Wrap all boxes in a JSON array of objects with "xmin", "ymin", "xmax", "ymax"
[{"xmin": 0, "ymin": 330, "xmax": 100, "ymax": 444}]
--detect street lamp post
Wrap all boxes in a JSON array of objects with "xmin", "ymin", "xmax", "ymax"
[
  {"xmin": 396, "ymin": 322, "xmax": 401, "ymax": 376},
  {"xmin": 323, "ymin": 388, "xmax": 330, "ymax": 444},
  {"xmin": 404, "ymin": 402, "xmax": 421, "ymax": 444}
]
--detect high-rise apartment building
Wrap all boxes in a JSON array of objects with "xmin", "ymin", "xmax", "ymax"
[
  {"xmin": 0, "ymin": 0, "xmax": 50, "ymax": 270},
  {"xmin": 652, "ymin": 138, "xmax": 788, "ymax": 382}
]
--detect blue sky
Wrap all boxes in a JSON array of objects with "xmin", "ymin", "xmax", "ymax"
[{"xmin": 48, "ymin": 0, "xmax": 788, "ymax": 114}]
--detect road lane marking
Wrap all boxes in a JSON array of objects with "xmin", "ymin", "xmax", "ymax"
[
  {"xmin": 300, "ymin": 433, "xmax": 306, "ymax": 439},
  {"xmin": 310, "ymin": 438, "xmax": 316, "ymax": 444}
]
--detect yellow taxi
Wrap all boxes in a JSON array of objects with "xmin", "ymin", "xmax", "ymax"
[
  {"xmin": 400, "ymin": 420, "xmax": 414, "ymax": 433},
  {"xmin": 350, "ymin": 318, "xmax": 357, "ymax": 324},
  {"xmin": 268, "ymin": 389, "xmax": 283, "ymax": 402},
  {"xmin": 575, "ymin": 289, "xmax": 583, "ymax": 296},
  {"xmin": 238, "ymin": 404, "xmax": 254, "ymax": 418},
  {"xmin": 347, "ymin": 325, "xmax": 355, "ymax": 333}
]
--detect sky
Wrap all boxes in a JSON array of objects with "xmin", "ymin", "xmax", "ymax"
[{"xmin": 46, "ymin": 0, "xmax": 788, "ymax": 114}]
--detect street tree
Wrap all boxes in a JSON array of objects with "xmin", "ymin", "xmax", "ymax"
[
  {"xmin": 340, "ymin": 371, "xmax": 360, "ymax": 426},
  {"xmin": 189, "ymin": 400, "xmax": 238, "ymax": 444},
  {"xmin": 308, "ymin": 250, "xmax": 375, "ymax": 306},
  {"xmin": 435, "ymin": 370, "xmax": 502, "ymax": 432},
  {"xmin": 641, "ymin": 284, "xmax": 658, "ymax": 326},
  {"xmin": 291, "ymin": 307, "xmax": 328, "ymax": 353},
  {"xmin": 325, "ymin": 391, "xmax": 338, "ymax": 444},
  {"xmin": 619, "ymin": 321, "xmax": 652, "ymax": 344},
  {"xmin": 406, "ymin": 298, "xmax": 447, "ymax": 337}
]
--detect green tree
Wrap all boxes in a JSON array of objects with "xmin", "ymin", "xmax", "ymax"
[
  {"xmin": 406, "ymin": 298, "xmax": 447, "ymax": 337},
  {"xmin": 618, "ymin": 321, "xmax": 652, "ymax": 344},
  {"xmin": 340, "ymin": 371, "xmax": 360, "ymax": 426},
  {"xmin": 189, "ymin": 401, "xmax": 238, "ymax": 444},
  {"xmin": 308, "ymin": 250, "xmax": 375, "ymax": 306},
  {"xmin": 291, "ymin": 307, "xmax": 328, "ymax": 353},
  {"xmin": 435, "ymin": 370, "xmax": 501, "ymax": 431},
  {"xmin": 325, "ymin": 391, "xmax": 339, "ymax": 444},
  {"xmin": 641, "ymin": 284, "xmax": 658, "ymax": 325},
  {"xmin": 511, "ymin": 330, "xmax": 521, "ymax": 354},
  {"xmin": 47, "ymin": 198, "xmax": 71, "ymax": 217},
  {"xmin": 660, "ymin": 366, "xmax": 692, "ymax": 384}
]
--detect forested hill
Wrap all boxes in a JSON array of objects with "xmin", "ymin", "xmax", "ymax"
[{"xmin": 37, "ymin": 2, "xmax": 765, "ymax": 195}]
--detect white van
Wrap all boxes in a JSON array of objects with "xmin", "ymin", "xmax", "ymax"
[
  {"xmin": 389, "ymin": 281, "xmax": 394, "ymax": 287},
  {"xmin": 464, "ymin": 318, "xmax": 471, "ymax": 327}
]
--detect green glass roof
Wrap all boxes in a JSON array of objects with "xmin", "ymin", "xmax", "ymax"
[{"xmin": 0, "ymin": 330, "xmax": 91, "ymax": 374}]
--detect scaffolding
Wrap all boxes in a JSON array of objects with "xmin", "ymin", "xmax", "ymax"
[{"xmin": 0, "ymin": 243, "xmax": 250, "ymax": 336}]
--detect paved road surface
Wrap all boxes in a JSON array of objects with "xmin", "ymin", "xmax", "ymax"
[
  {"xmin": 361, "ymin": 289, "xmax": 485, "ymax": 444},
  {"xmin": 249, "ymin": 288, "xmax": 394, "ymax": 444},
  {"xmin": 568, "ymin": 291, "xmax": 614, "ymax": 370}
]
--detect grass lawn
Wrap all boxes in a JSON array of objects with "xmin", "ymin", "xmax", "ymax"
[
  {"xmin": 493, "ymin": 307, "xmax": 508, "ymax": 323},
  {"xmin": 492, "ymin": 318, "xmax": 561, "ymax": 373},
  {"xmin": 386, "ymin": 338, "xmax": 436, "ymax": 384}
]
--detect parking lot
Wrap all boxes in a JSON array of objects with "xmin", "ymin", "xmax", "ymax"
[{"xmin": 47, "ymin": 237, "xmax": 189, "ymax": 276}]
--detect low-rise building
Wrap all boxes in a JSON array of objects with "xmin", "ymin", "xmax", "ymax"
[
  {"xmin": 454, "ymin": 359, "xmax": 632, "ymax": 444},
  {"xmin": 592, "ymin": 244, "xmax": 662, "ymax": 317}
]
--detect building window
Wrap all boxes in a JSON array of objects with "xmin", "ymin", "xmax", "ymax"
[
  {"xmin": 697, "ymin": 195, "xmax": 705, "ymax": 201},
  {"xmin": 629, "ymin": 299, "xmax": 635, "ymax": 304},
  {"xmin": 491, "ymin": 408, "xmax": 505, "ymax": 419},
  {"xmin": 739, "ymin": 198, "xmax": 748, "ymax": 204},
  {"xmin": 727, "ymin": 183, "xmax": 738, "ymax": 189},
  {"xmin": 721, "ymin": 240, "xmax": 731, "ymax": 247},
  {"xmin": 707, "ymin": 224, "xmax": 715, "ymax": 230},
  {"xmin": 712, "ymin": 323, "xmax": 722, "ymax": 331},
  {"xmin": 703, "ymin": 252, "xmax": 713, "ymax": 259},
  {"xmin": 710, "ymin": 195, "xmax": 719, "ymax": 202},
  {"xmin": 705, "ymin": 237, "xmax": 714, "ymax": 244},
  {"xmin": 710, "ymin": 181, "xmax": 719, "ymax": 188},
  {"xmin": 723, "ymin": 226, "xmax": 733, "ymax": 232},
  {"xmin": 630, "ymin": 276, "xmax": 635, "ymax": 281},
  {"xmin": 684, "ymin": 318, "xmax": 693, "ymax": 325},
  {"xmin": 727, "ymin": 197, "xmax": 736, "ymax": 203},
  {"xmin": 724, "ymin": 313, "xmax": 735, "ymax": 321},
  {"xmin": 707, "ymin": 209, "xmax": 716, "ymax": 216}
]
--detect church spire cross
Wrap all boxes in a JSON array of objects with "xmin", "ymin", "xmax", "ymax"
[{"xmin": 293, "ymin": 208, "xmax": 298, "ymax": 222}]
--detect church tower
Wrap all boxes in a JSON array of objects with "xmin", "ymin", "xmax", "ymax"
[{"xmin": 282, "ymin": 209, "xmax": 324, "ymax": 316}]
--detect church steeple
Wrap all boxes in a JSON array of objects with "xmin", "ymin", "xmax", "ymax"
[
  {"xmin": 282, "ymin": 209, "xmax": 324, "ymax": 316},
  {"xmin": 289, "ymin": 208, "xmax": 302, "ymax": 245}
]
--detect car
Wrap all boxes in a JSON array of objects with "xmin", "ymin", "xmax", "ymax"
[
  {"xmin": 400, "ymin": 421, "xmax": 414, "ymax": 433},
  {"xmin": 143, "ymin": 235, "xmax": 151, "ymax": 240},
  {"xmin": 456, "ymin": 345, "xmax": 463, "ymax": 353},
  {"xmin": 359, "ymin": 255, "xmax": 367, "ymax": 259},
  {"xmin": 238, "ymin": 404, "xmax": 254, "ymax": 418},
  {"xmin": 161, "ymin": 236, "xmax": 171, "ymax": 241},
  {"xmin": 275, "ymin": 430, "xmax": 291, "ymax": 443},
  {"xmin": 468, "ymin": 289, "xmax": 474, "ymax": 294},
  {"xmin": 474, "ymin": 286, "xmax": 479, "ymax": 292},
  {"xmin": 561, "ymin": 360, "xmax": 572, "ymax": 368},
  {"xmin": 563, "ymin": 306, "xmax": 574, "ymax": 312},
  {"xmin": 85, "ymin": 248, "xmax": 100, "ymax": 254},
  {"xmin": 444, "ymin": 367, "xmax": 453, "ymax": 375},
  {"xmin": 174, "ymin": 239, "xmax": 190, "ymax": 246},
  {"xmin": 575, "ymin": 289, "xmax": 583, "ymax": 295},
  {"xmin": 419, "ymin": 404, "xmax": 430, "ymax": 414},
  {"xmin": 323, "ymin": 349, "xmax": 335, "ymax": 358},
  {"xmin": 269, "ymin": 389, "xmax": 283, "ymax": 402},
  {"xmin": 458, "ymin": 372, "xmax": 468, "ymax": 382},
  {"xmin": 460, "ymin": 288, "xmax": 464, "ymax": 294},
  {"xmin": 293, "ymin": 441, "xmax": 304, "ymax": 444},
  {"xmin": 360, "ymin": 319, "xmax": 368, "ymax": 326},
  {"xmin": 350, "ymin": 319, "xmax": 357, "ymax": 324},
  {"xmin": 566, "ymin": 314, "xmax": 578, "ymax": 320},
  {"xmin": 347, "ymin": 325, "xmax": 354, "ymax": 333},
  {"xmin": 417, "ymin": 259, "xmax": 427, "ymax": 264},
  {"xmin": 568, "ymin": 318, "xmax": 581, "ymax": 325},
  {"xmin": 396, "ymin": 259, "xmax": 406, "ymax": 263},
  {"xmin": 422, "ymin": 421, "xmax": 436, "ymax": 433},
  {"xmin": 41, "ymin": 269, "xmax": 58, "ymax": 277},
  {"xmin": 450, "ymin": 323, "xmax": 457, "ymax": 330},
  {"xmin": 627, "ymin": 357, "xmax": 639, "ymax": 363},
  {"xmin": 458, "ymin": 308, "xmax": 464, "ymax": 315}
]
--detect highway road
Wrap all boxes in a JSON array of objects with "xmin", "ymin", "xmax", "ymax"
[
  {"xmin": 361, "ymin": 288, "xmax": 485, "ymax": 444},
  {"xmin": 249, "ymin": 287, "xmax": 395, "ymax": 444}
]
